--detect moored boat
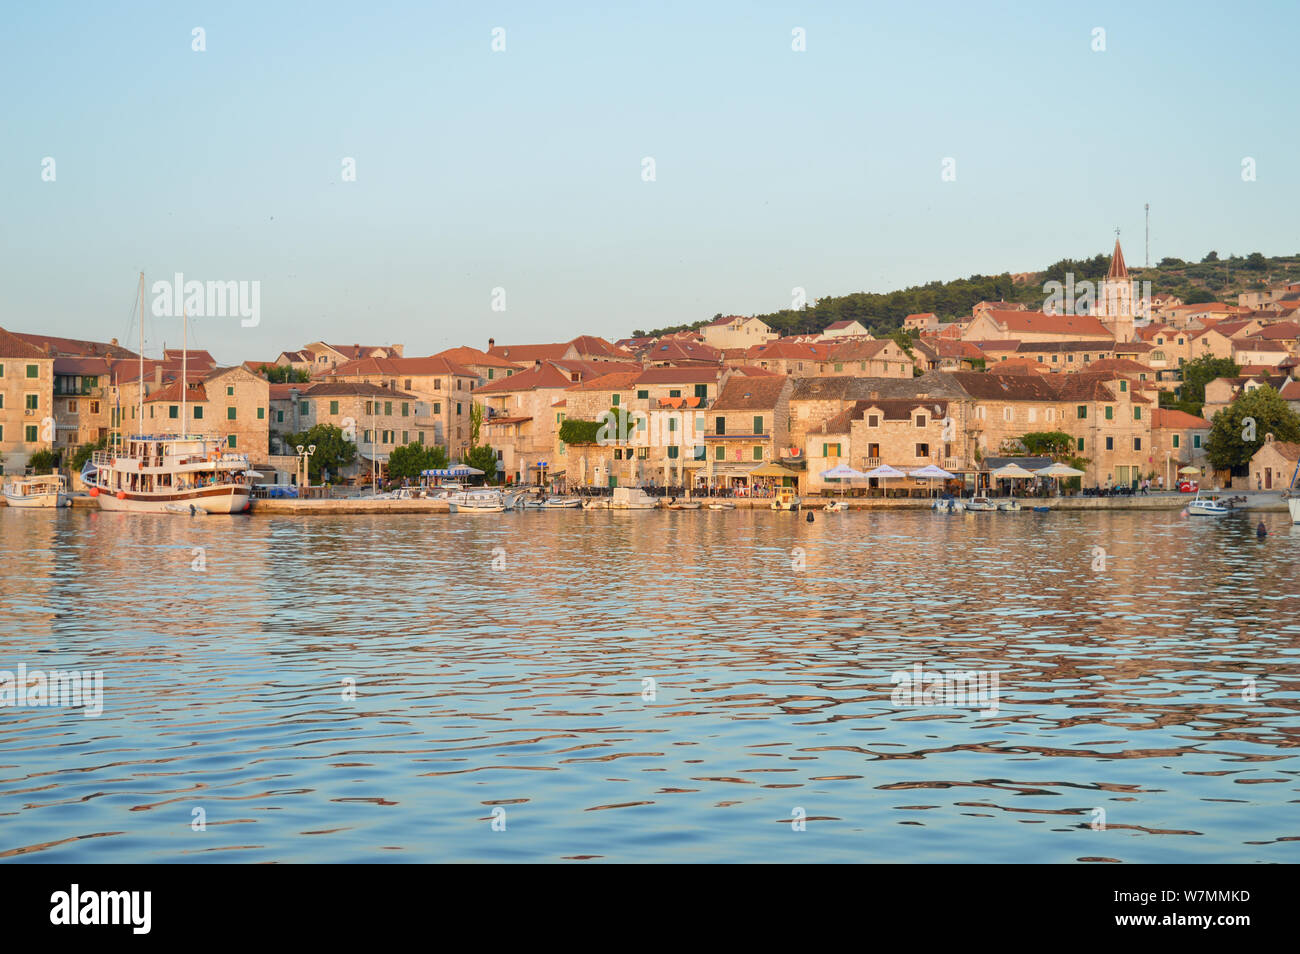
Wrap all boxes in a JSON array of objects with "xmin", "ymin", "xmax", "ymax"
[
  {"xmin": 771, "ymin": 487, "xmax": 801, "ymax": 511},
  {"xmin": 446, "ymin": 489, "xmax": 507, "ymax": 513},
  {"xmin": 609, "ymin": 486, "xmax": 658, "ymax": 510},
  {"xmin": 90, "ymin": 436, "xmax": 253, "ymax": 514},
  {"xmin": 3, "ymin": 473, "xmax": 69, "ymax": 509},
  {"xmin": 997, "ymin": 498, "xmax": 1022, "ymax": 512},
  {"xmin": 1186, "ymin": 490, "xmax": 1233, "ymax": 516},
  {"xmin": 965, "ymin": 496, "xmax": 996, "ymax": 512}
]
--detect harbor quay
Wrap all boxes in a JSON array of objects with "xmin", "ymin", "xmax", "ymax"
[{"xmin": 37, "ymin": 491, "xmax": 1291, "ymax": 513}]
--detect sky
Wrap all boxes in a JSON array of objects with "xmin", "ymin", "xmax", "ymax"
[{"xmin": 2, "ymin": 1, "xmax": 1297, "ymax": 364}]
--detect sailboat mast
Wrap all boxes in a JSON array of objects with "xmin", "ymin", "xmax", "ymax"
[
  {"xmin": 137, "ymin": 271, "xmax": 145, "ymax": 439},
  {"xmin": 181, "ymin": 306, "xmax": 187, "ymax": 438}
]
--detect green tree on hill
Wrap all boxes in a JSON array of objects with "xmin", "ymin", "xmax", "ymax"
[{"xmin": 1178, "ymin": 355, "xmax": 1239, "ymax": 407}]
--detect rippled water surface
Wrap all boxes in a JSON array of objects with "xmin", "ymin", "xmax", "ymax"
[{"xmin": 1, "ymin": 506, "xmax": 1297, "ymax": 863}]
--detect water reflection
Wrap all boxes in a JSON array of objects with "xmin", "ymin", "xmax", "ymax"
[{"xmin": 0, "ymin": 507, "xmax": 1296, "ymax": 862}]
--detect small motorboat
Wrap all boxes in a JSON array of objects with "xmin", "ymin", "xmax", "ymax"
[
  {"xmin": 932, "ymin": 495, "xmax": 964, "ymax": 513},
  {"xmin": 965, "ymin": 496, "xmax": 996, "ymax": 512},
  {"xmin": 997, "ymin": 498, "xmax": 1022, "ymax": 512},
  {"xmin": 666, "ymin": 499, "xmax": 702, "ymax": 510},
  {"xmin": 823, "ymin": 500, "xmax": 849, "ymax": 512},
  {"xmin": 448, "ymin": 489, "xmax": 507, "ymax": 513},
  {"xmin": 707, "ymin": 501, "xmax": 736, "ymax": 511},
  {"xmin": 540, "ymin": 496, "xmax": 581, "ymax": 509},
  {"xmin": 608, "ymin": 487, "xmax": 658, "ymax": 510},
  {"xmin": 1186, "ymin": 490, "xmax": 1233, "ymax": 516},
  {"xmin": 771, "ymin": 487, "xmax": 801, "ymax": 511},
  {"xmin": 1032, "ymin": 505, "xmax": 1051, "ymax": 514},
  {"xmin": 3, "ymin": 473, "xmax": 69, "ymax": 509}
]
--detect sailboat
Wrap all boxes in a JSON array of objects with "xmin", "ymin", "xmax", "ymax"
[
  {"xmin": 90, "ymin": 274, "xmax": 253, "ymax": 514},
  {"xmin": 1287, "ymin": 460, "xmax": 1300, "ymax": 525}
]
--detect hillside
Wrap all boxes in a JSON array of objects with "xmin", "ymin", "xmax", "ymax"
[{"xmin": 634, "ymin": 251, "xmax": 1300, "ymax": 340}]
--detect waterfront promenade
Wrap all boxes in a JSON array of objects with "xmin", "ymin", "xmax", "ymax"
[{"xmin": 37, "ymin": 491, "xmax": 1292, "ymax": 513}]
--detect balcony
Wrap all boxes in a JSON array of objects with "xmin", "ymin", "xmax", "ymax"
[{"xmin": 864, "ymin": 457, "xmax": 881, "ymax": 468}]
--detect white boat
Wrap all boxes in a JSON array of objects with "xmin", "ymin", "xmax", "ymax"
[
  {"xmin": 771, "ymin": 487, "xmax": 801, "ymax": 511},
  {"xmin": 707, "ymin": 502, "xmax": 736, "ymax": 510},
  {"xmin": 965, "ymin": 496, "xmax": 996, "ymax": 512},
  {"xmin": 932, "ymin": 495, "xmax": 964, "ymax": 513},
  {"xmin": 91, "ymin": 275, "xmax": 253, "ymax": 515},
  {"xmin": 447, "ymin": 489, "xmax": 506, "ymax": 513},
  {"xmin": 609, "ymin": 486, "xmax": 658, "ymax": 510},
  {"xmin": 997, "ymin": 498, "xmax": 1021, "ymax": 512},
  {"xmin": 3, "ymin": 474, "xmax": 69, "ymax": 509},
  {"xmin": 1186, "ymin": 490, "xmax": 1233, "ymax": 516},
  {"xmin": 823, "ymin": 500, "xmax": 849, "ymax": 512},
  {"xmin": 91, "ymin": 437, "xmax": 252, "ymax": 514},
  {"xmin": 524, "ymin": 495, "xmax": 582, "ymax": 509},
  {"xmin": 667, "ymin": 499, "xmax": 702, "ymax": 510},
  {"xmin": 1289, "ymin": 497, "xmax": 1300, "ymax": 524}
]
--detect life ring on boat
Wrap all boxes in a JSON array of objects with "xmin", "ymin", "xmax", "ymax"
[{"xmin": 116, "ymin": 491, "xmax": 126, "ymax": 500}]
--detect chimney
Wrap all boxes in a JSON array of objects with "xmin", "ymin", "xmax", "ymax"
[
  {"xmin": 111, "ymin": 338, "xmax": 118, "ymax": 347},
  {"xmin": 869, "ymin": 391, "xmax": 879, "ymax": 400},
  {"xmin": 488, "ymin": 337, "xmax": 495, "ymax": 351}
]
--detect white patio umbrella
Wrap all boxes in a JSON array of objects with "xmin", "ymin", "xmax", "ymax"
[
  {"xmin": 908, "ymin": 463, "xmax": 955, "ymax": 498},
  {"xmin": 820, "ymin": 463, "xmax": 867, "ymax": 500},
  {"xmin": 863, "ymin": 463, "xmax": 907, "ymax": 497},
  {"xmin": 1033, "ymin": 461, "xmax": 1085, "ymax": 497},
  {"xmin": 991, "ymin": 462, "xmax": 1036, "ymax": 498},
  {"xmin": 1033, "ymin": 462, "xmax": 1085, "ymax": 478}
]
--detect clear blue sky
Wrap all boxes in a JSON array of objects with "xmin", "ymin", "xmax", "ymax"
[{"xmin": 3, "ymin": 1, "xmax": 1296, "ymax": 363}]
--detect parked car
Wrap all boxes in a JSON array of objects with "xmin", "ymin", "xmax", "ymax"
[{"xmin": 1177, "ymin": 480, "xmax": 1199, "ymax": 493}]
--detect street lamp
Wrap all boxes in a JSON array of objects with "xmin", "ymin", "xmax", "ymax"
[{"xmin": 297, "ymin": 444, "xmax": 315, "ymax": 491}]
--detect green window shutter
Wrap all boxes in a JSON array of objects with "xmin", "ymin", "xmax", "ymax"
[
  {"xmin": 715, "ymin": 445, "xmax": 724, "ymax": 460},
  {"xmin": 227, "ymin": 407, "xmax": 236, "ymax": 420},
  {"xmin": 228, "ymin": 435, "xmax": 237, "ymax": 448},
  {"xmin": 1076, "ymin": 437, "xmax": 1084, "ymax": 452},
  {"xmin": 1172, "ymin": 435, "xmax": 1180, "ymax": 448},
  {"xmin": 194, "ymin": 406, "xmax": 203, "ymax": 419},
  {"xmin": 257, "ymin": 407, "xmax": 265, "ymax": 420},
  {"xmin": 330, "ymin": 400, "xmax": 339, "ymax": 415},
  {"xmin": 752, "ymin": 446, "xmax": 763, "ymax": 461},
  {"xmin": 637, "ymin": 389, "xmax": 648, "ymax": 399},
  {"xmin": 753, "ymin": 415, "xmax": 763, "ymax": 433},
  {"xmin": 1104, "ymin": 406, "xmax": 1113, "ymax": 420}
]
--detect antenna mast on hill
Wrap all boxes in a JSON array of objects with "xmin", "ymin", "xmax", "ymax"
[{"xmin": 1145, "ymin": 203, "xmax": 1150, "ymax": 268}]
